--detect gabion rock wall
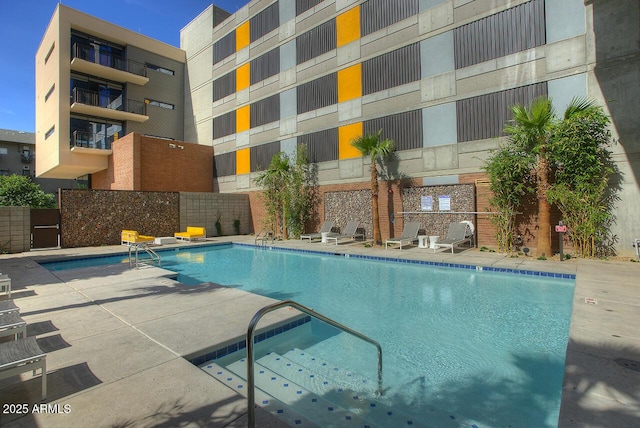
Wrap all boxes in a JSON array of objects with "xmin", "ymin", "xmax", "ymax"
[
  {"xmin": 324, "ymin": 189, "xmax": 372, "ymax": 238},
  {"xmin": 60, "ymin": 189, "xmax": 180, "ymax": 247},
  {"xmin": 402, "ymin": 184, "xmax": 476, "ymax": 237}
]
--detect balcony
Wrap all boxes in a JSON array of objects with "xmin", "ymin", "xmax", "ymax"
[
  {"xmin": 70, "ymin": 130, "xmax": 114, "ymax": 155},
  {"xmin": 70, "ymin": 88, "xmax": 149, "ymax": 123},
  {"xmin": 21, "ymin": 152, "xmax": 33, "ymax": 163},
  {"xmin": 70, "ymin": 43, "xmax": 149, "ymax": 86}
]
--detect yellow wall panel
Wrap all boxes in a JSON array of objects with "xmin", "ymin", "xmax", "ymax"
[
  {"xmin": 236, "ymin": 63, "xmax": 250, "ymax": 92},
  {"xmin": 336, "ymin": 6, "xmax": 360, "ymax": 47},
  {"xmin": 236, "ymin": 105, "xmax": 250, "ymax": 133},
  {"xmin": 236, "ymin": 22, "xmax": 250, "ymax": 51},
  {"xmin": 339, "ymin": 122, "xmax": 363, "ymax": 160},
  {"xmin": 338, "ymin": 64, "xmax": 362, "ymax": 103},
  {"xmin": 236, "ymin": 148, "xmax": 250, "ymax": 175}
]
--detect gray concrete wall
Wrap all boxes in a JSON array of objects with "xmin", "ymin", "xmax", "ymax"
[
  {"xmin": 179, "ymin": 192, "xmax": 251, "ymax": 236},
  {"xmin": 0, "ymin": 206, "xmax": 30, "ymax": 253}
]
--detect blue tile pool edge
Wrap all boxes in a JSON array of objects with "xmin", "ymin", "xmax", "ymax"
[
  {"xmin": 189, "ymin": 315, "xmax": 312, "ymax": 366},
  {"xmin": 233, "ymin": 242, "xmax": 576, "ymax": 280}
]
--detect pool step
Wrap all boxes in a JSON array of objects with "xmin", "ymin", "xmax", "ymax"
[
  {"xmin": 225, "ymin": 357, "xmax": 372, "ymax": 427},
  {"xmin": 201, "ymin": 361, "xmax": 321, "ymax": 427}
]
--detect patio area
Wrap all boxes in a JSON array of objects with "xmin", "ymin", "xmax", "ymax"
[{"xmin": 0, "ymin": 237, "xmax": 638, "ymax": 427}]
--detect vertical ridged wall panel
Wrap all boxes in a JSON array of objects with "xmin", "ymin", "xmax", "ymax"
[
  {"xmin": 214, "ymin": 151, "xmax": 236, "ymax": 176},
  {"xmin": 250, "ymin": 140, "xmax": 281, "ymax": 172},
  {"xmin": 296, "ymin": 0, "xmax": 324, "ymax": 16},
  {"xmin": 213, "ymin": 31, "xmax": 236, "ymax": 64},
  {"xmin": 360, "ymin": 0, "xmax": 419, "ymax": 36},
  {"xmin": 453, "ymin": 0, "xmax": 545, "ymax": 69},
  {"xmin": 296, "ymin": 19, "xmax": 337, "ymax": 64},
  {"xmin": 364, "ymin": 110, "xmax": 423, "ymax": 151},
  {"xmin": 250, "ymin": 48, "xmax": 281, "ymax": 84},
  {"xmin": 456, "ymin": 82, "xmax": 548, "ymax": 142},
  {"xmin": 250, "ymin": 94, "xmax": 281, "ymax": 127},
  {"xmin": 362, "ymin": 43, "xmax": 421, "ymax": 95},
  {"xmin": 296, "ymin": 73, "xmax": 337, "ymax": 113},
  {"xmin": 213, "ymin": 71, "xmax": 236, "ymax": 102},
  {"xmin": 250, "ymin": 2, "xmax": 280, "ymax": 42},
  {"xmin": 213, "ymin": 110, "xmax": 237, "ymax": 139},
  {"xmin": 297, "ymin": 128, "xmax": 338, "ymax": 163}
]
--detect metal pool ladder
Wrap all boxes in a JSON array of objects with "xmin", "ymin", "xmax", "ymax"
[
  {"xmin": 246, "ymin": 300, "xmax": 383, "ymax": 428},
  {"xmin": 254, "ymin": 229, "xmax": 274, "ymax": 246},
  {"xmin": 128, "ymin": 242, "xmax": 161, "ymax": 268}
]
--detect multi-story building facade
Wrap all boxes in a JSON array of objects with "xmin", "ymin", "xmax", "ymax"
[
  {"xmin": 0, "ymin": 129, "xmax": 78, "ymax": 195},
  {"xmin": 36, "ymin": 0, "xmax": 640, "ymax": 255}
]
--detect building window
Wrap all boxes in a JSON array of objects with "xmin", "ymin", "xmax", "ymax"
[
  {"xmin": 250, "ymin": 94, "xmax": 280, "ymax": 128},
  {"xmin": 250, "ymin": 49, "xmax": 280, "ymax": 85},
  {"xmin": 45, "ymin": 126, "xmax": 55, "ymax": 139},
  {"xmin": 44, "ymin": 42, "xmax": 55, "ymax": 64},
  {"xmin": 146, "ymin": 99, "xmax": 174, "ymax": 110},
  {"xmin": 213, "ymin": 111, "xmax": 237, "ymax": 139},
  {"xmin": 70, "ymin": 116, "xmax": 123, "ymax": 149},
  {"xmin": 44, "ymin": 84, "xmax": 55, "ymax": 102},
  {"xmin": 146, "ymin": 63, "xmax": 175, "ymax": 75},
  {"xmin": 0, "ymin": 148, "xmax": 7, "ymax": 155},
  {"xmin": 250, "ymin": 141, "xmax": 281, "ymax": 172}
]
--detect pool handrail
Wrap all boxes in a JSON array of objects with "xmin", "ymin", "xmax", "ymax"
[{"xmin": 246, "ymin": 300, "xmax": 383, "ymax": 428}]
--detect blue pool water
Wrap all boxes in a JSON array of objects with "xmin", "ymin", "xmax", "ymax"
[{"xmin": 43, "ymin": 244, "xmax": 575, "ymax": 427}]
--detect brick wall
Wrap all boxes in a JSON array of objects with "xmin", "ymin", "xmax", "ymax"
[{"xmin": 92, "ymin": 133, "xmax": 213, "ymax": 192}]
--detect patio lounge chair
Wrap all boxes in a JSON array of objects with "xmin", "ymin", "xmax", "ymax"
[
  {"xmin": 0, "ymin": 311, "xmax": 26, "ymax": 340},
  {"xmin": 0, "ymin": 300, "xmax": 19, "ymax": 315},
  {"xmin": 325, "ymin": 221, "xmax": 365, "ymax": 245},
  {"xmin": 385, "ymin": 222, "xmax": 421, "ymax": 249},
  {"xmin": 300, "ymin": 220, "xmax": 335, "ymax": 241},
  {"xmin": 121, "ymin": 230, "xmax": 155, "ymax": 246},
  {"xmin": 175, "ymin": 226, "xmax": 206, "ymax": 242},
  {"xmin": 0, "ymin": 337, "xmax": 47, "ymax": 400},
  {"xmin": 433, "ymin": 222, "xmax": 473, "ymax": 253}
]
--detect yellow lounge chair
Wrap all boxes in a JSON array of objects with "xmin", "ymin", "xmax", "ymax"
[
  {"xmin": 121, "ymin": 230, "xmax": 155, "ymax": 246},
  {"xmin": 174, "ymin": 226, "xmax": 206, "ymax": 242}
]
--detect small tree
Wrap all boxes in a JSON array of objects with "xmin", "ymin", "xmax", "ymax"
[
  {"xmin": 483, "ymin": 144, "xmax": 534, "ymax": 251},
  {"xmin": 254, "ymin": 147, "xmax": 316, "ymax": 239},
  {"xmin": 0, "ymin": 175, "xmax": 56, "ymax": 208},
  {"xmin": 547, "ymin": 100, "xmax": 619, "ymax": 257},
  {"xmin": 351, "ymin": 130, "xmax": 394, "ymax": 246}
]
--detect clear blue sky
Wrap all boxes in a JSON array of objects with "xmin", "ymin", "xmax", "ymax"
[{"xmin": 0, "ymin": 0, "xmax": 249, "ymax": 133}]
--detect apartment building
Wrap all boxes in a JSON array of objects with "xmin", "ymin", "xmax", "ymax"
[
  {"xmin": 0, "ymin": 129, "xmax": 79, "ymax": 194},
  {"xmin": 36, "ymin": 0, "xmax": 640, "ymax": 254}
]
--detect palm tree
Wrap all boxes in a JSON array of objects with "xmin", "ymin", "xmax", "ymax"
[
  {"xmin": 254, "ymin": 152, "xmax": 291, "ymax": 239},
  {"xmin": 352, "ymin": 130, "xmax": 394, "ymax": 245},
  {"xmin": 505, "ymin": 97, "xmax": 595, "ymax": 257}
]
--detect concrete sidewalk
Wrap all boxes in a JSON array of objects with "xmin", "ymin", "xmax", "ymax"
[{"xmin": 0, "ymin": 238, "xmax": 637, "ymax": 427}]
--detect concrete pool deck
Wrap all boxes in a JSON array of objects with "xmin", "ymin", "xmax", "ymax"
[{"xmin": 0, "ymin": 237, "xmax": 638, "ymax": 427}]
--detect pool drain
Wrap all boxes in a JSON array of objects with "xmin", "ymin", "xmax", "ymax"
[{"xmin": 614, "ymin": 358, "xmax": 640, "ymax": 372}]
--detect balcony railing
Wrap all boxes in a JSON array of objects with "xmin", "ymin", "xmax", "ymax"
[
  {"xmin": 72, "ymin": 43, "xmax": 146, "ymax": 77},
  {"xmin": 71, "ymin": 130, "xmax": 114, "ymax": 150},
  {"xmin": 71, "ymin": 88, "xmax": 146, "ymax": 115}
]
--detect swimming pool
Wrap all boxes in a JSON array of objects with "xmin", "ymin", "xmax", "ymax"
[{"xmin": 42, "ymin": 244, "xmax": 574, "ymax": 427}]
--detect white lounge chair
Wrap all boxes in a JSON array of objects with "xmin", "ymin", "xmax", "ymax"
[
  {"xmin": 385, "ymin": 222, "xmax": 421, "ymax": 249},
  {"xmin": 325, "ymin": 221, "xmax": 364, "ymax": 245},
  {"xmin": 0, "ymin": 311, "xmax": 26, "ymax": 340},
  {"xmin": 300, "ymin": 220, "xmax": 335, "ymax": 241},
  {"xmin": 434, "ymin": 222, "xmax": 473, "ymax": 253},
  {"xmin": 0, "ymin": 337, "xmax": 47, "ymax": 400}
]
